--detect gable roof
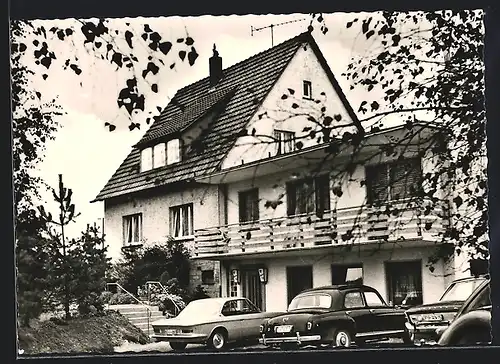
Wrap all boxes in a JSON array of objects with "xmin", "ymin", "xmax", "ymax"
[{"xmin": 93, "ymin": 31, "xmax": 360, "ymax": 202}]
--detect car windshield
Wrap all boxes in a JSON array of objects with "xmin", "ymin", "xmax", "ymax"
[
  {"xmin": 176, "ymin": 299, "xmax": 222, "ymax": 318},
  {"xmin": 439, "ymin": 278, "xmax": 486, "ymax": 302},
  {"xmin": 288, "ymin": 293, "xmax": 332, "ymax": 311}
]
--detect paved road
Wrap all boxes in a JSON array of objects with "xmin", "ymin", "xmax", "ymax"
[{"xmin": 115, "ymin": 339, "xmax": 408, "ymax": 353}]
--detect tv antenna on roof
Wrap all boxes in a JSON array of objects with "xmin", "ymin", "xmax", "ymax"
[{"xmin": 251, "ymin": 18, "xmax": 307, "ymax": 47}]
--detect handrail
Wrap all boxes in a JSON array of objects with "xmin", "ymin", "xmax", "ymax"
[
  {"xmin": 145, "ymin": 281, "xmax": 182, "ymax": 316},
  {"xmin": 106, "ymin": 282, "xmax": 151, "ymax": 337}
]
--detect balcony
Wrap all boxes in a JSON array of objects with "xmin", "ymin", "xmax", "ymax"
[{"xmin": 193, "ymin": 199, "xmax": 450, "ymax": 259}]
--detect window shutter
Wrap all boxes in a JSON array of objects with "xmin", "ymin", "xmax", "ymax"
[
  {"xmin": 238, "ymin": 192, "xmax": 247, "ymax": 222},
  {"xmin": 251, "ymin": 189, "xmax": 259, "ymax": 221},
  {"xmin": 366, "ymin": 164, "xmax": 389, "ymax": 204},
  {"xmin": 390, "ymin": 158, "xmax": 422, "ymax": 200},
  {"xmin": 273, "ymin": 130, "xmax": 282, "ymax": 155}
]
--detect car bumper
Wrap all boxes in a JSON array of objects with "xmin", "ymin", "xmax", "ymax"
[
  {"xmin": 259, "ymin": 333, "xmax": 322, "ymax": 345},
  {"xmin": 150, "ymin": 333, "xmax": 207, "ymax": 344},
  {"xmin": 405, "ymin": 322, "xmax": 447, "ymax": 345}
]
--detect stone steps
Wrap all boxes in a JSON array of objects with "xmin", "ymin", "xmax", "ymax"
[{"xmin": 107, "ymin": 303, "xmax": 165, "ymax": 335}]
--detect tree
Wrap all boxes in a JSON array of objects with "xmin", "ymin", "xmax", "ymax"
[{"xmin": 301, "ymin": 10, "xmax": 487, "ymax": 267}]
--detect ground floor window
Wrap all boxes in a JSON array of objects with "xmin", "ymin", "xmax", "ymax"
[
  {"xmin": 385, "ymin": 260, "xmax": 423, "ymax": 306},
  {"xmin": 331, "ymin": 264, "xmax": 363, "ymax": 285},
  {"xmin": 286, "ymin": 265, "xmax": 313, "ymax": 304},
  {"xmin": 241, "ymin": 269, "xmax": 264, "ymax": 310}
]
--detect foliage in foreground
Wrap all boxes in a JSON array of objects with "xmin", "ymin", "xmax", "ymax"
[{"xmin": 17, "ymin": 311, "xmax": 149, "ymax": 355}]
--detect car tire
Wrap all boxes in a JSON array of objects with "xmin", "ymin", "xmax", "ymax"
[
  {"xmin": 169, "ymin": 342, "xmax": 187, "ymax": 351},
  {"xmin": 332, "ymin": 329, "xmax": 352, "ymax": 348},
  {"xmin": 207, "ymin": 328, "xmax": 228, "ymax": 351}
]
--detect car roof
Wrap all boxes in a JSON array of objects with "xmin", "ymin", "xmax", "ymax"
[
  {"xmin": 451, "ymin": 275, "xmax": 489, "ymax": 283},
  {"xmin": 299, "ymin": 284, "xmax": 376, "ymax": 293}
]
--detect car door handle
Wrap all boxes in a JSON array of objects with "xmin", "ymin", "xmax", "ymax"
[
  {"xmin": 369, "ymin": 309, "xmax": 375, "ymax": 313},
  {"xmin": 346, "ymin": 311, "xmax": 351, "ymax": 315}
]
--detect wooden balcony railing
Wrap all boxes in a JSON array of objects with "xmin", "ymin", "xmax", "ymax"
[{"xmin": 193, "ymin": 199, "xmax": 450, "ymax": 258}]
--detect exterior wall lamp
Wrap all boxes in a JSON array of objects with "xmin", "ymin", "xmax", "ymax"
[
  {"xmin": 258, "ymin": 267, "xmax": 268, "ymax": 284},
  {"xmin": 231, "ymin": 269, "xmax": 241, "ymax": 284}
]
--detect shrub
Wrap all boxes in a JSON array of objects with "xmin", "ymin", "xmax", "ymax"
[
  {"xmin": 99, "ymin": 291, "xmax": 113, "ymax": 304},
  {"xmin": 107, "ymin": 293, "xmax": 137, "ymax": 305}
]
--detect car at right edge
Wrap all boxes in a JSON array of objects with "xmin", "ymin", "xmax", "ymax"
[
  {"xmin": 437, "ymin": 277, "xmax": 491, "ymax": 346},
  {"xmin": 404, "ymin": 275, "xmax": 488, "ymax": 345}
]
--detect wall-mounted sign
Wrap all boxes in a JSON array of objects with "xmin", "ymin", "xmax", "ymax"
[
  {"xmin": 258, "ymin": 267, "xmax": 268, "ymax": 284},
  {"xmin": 231, "ymin": 269, "xmax": 240, "ymax": 284}
]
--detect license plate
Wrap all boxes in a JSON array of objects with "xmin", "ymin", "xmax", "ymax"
[
  {"xmin": 164, "ymin": 329, "xmax": 180, "ymax": 335},
  {"xmin": 275, "ymin": 325, "xmax": 293, "ymax": 333},
  {"xmin": 422, "ymin": 314, "xmax": 442, "ymax": 321}
]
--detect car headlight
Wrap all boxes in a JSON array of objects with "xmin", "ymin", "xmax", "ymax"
[{"xmin": 306, "ymin": 321, "xmax": 313, "ymax": 331}]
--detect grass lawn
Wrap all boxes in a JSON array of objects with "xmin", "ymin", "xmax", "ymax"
[{"xmin": 17, "ymin": 310, "xmax": 150, "ymax": 355}]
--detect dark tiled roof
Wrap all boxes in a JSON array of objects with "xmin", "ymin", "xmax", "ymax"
[
  {"xmin": 134, "ymin": 85, "xmax": 239, "ymax": 147},
  {"xmin": 93, "ymin": 31, "xmax": 357, "ymax": 202}
]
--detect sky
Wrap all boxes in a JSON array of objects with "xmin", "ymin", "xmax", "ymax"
[{"xmin": 18, "ymin": 12, "xmax": 444, "ymax": 239}]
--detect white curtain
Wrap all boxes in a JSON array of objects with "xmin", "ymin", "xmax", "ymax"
[
  {"xmin": 124, "ymin": 217, "xmax": 131, "ymax": 244},
  {"xmin": 153, "ymin": 143, "xmax": 166, "ymax": 168},
  {"xmin": 167, "ymin": 139, "xmax": 181, "ymax": 164},
  {"xmin": 140, "ymin": 147, "xmax": 153, "ymax": 171}
]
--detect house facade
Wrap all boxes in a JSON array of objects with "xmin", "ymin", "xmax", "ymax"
[{"xmin": 93, "ymin": 32, "xmax": 470, "ymax": 309}]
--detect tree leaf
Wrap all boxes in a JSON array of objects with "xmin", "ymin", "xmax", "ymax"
[
  {"xmin": 159, "ymin": 41, "xmax": 172, "ymax": 55},
  {"xmin": 125, "ymin": 30, "xmax": 133, "ymax": 48},
  {"xmin": 187, "ymin": 47, "xmax": 198, "ymax": 66},
  {"xmin": 178, "ymin": 50, "xmax": 186, "ymax": 61}
]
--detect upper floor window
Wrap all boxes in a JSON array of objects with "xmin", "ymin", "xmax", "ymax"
[
  {"xmin": 365, "ymin": 157, "xmax": 422, "ymax": 204},
  {"xmin": 140, "ymin": 139, "xmax": 182, "ymax": 172},
  {"xmin": 286, "ymin": 174, "xmax": 330, "ymax": 216},
  {"xmin": 170, "ymin": 203, "xmax": 194, "ymax": 238},
  {"xmin": 167, "ymin": 138, "xmax": 181, "ymax": 164},
  {"xmin": 303, "ymin": 80, "xmax": 312, "ymax": 99},
  {"xmin": 274, "ymin": 130, "xmax": 295, "ymax": 156},
  {"xmin": 123, "ymin": 213, "xmax": 143, "ymax": 245},
  {"xmin": 239, "ymin": 188, "xmax": 259, "ymax": 223}
]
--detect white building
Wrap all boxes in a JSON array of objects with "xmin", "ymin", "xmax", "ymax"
[{"xmin": 93, "ymin": 31, "xmax": 470, "ymax": 309}]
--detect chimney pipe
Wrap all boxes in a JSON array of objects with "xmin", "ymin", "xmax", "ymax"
[{"xmin": 209, "ymin": 44, "xmax": 223, "ymax": 87}]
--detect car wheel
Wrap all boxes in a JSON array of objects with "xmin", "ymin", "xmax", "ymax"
[
  {"xmin": 169, "ymin": 342, "xmax": 187, "ymax": 351},
  {"xmin": 332, "ymin": 329, "xmax": 352, "ymax": 348},
  {"xmin": 208, "ymin": 329, "xmax": 228, "ymax": 350}
]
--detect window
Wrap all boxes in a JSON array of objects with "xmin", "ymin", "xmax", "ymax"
[
  {"xmin": 167, "ymin": 138, "xmax": 181, "ymax": 165},
  {"xmin": 221, "ymin": 299, "xmax": 259, "ymax": 316},
  {"xmin": 140, "ymin": 143, "xmax": 167, "ymax": 172},
  {"xmin": 365, "ymin": 158, "xmax": 422, "ymax": 204},
  {"xmin": 153, "ymin": 143, "xmax": 166, "ymax": 168},
  {"xmin": 170, "ymin": 203, "xmax": 194, "ymax": 238},
  {"xmin": 386, "ymin": 261, "xmax": 423, "ymax": 306},
  {"xmin": 239, "ymin": 188, "xmax": 259, "ymax": 223},
  {"xmin": 286, "ymin": 266, "xmax": 313, "ymax": 304},
  {"xmin": 286, "ymin": 175, "xmax": 330, "ymax": 216},
  {"xmin": 201, "ymin": 269, "xmax": 215, "ymax": 285},
  {"xmin": 439, "ymin": 278, "xmax": 486, "ymax": 302},
  {"xmin": 364, "ymin": 291, "xmax": 386, "ymax": 307},
  {"xmin": 303, "ymin": 80, "xmax": 312, "ymax": 99},
  {"xmin": 274, "ymin": 130, "xmax": 295, "ymax": 155},
  {"xmin": 123, "ymin": 213, "xmax": 143, "ymax": 245},
  {"xmin": 331, "ymin": 264, "xmax": 363, "ymax": 285},
  {"xmin": 140, "ymin": 148, "xmax": 153, "ymax": 172},
  {"xmin": 344, "ymin": 291, "xmax": 365, "ymax": 309},
  {"xmin": 288, "ymin": 293, "xmax": 332, "ymax": 311}
]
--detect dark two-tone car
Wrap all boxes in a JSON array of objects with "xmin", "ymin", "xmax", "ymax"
[
  {"xmin": 404, "ymin": 275, "xmax": 487, "ymax": 345},
  {"xmin": 438, "ymin": 277, "xmax": 491, "ymax": 346},
  {"xmin": 259, "ymin": 284, "xmax": 411, "ymax": 349}
]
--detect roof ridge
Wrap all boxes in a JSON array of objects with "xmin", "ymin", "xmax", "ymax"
[{"xmin": 171, "ymin": 31, "xmax": 311, "ymax": 98}]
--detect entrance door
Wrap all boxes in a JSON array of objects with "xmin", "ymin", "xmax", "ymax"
[
  {"xmin": 287, "ymin": 265, "xmax": 313, "ymax": 304},
  {"xmin": 241, "ymin": 269, "xmax": 264, "ymax": 310}
]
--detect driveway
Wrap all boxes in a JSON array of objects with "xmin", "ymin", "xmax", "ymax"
[{"xmin": 114, "ymin": 339, "xmax": 407, "ymax": 353}]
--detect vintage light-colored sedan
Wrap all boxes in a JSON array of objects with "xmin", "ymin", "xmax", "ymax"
[{"xmin": 151, "ymin": 297, "xmax": 283, "ymax": 351}]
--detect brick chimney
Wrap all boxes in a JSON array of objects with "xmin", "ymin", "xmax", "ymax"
[{"xmin": 209, "ymin": 44, "xmax": 223, "ymax": 87}]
